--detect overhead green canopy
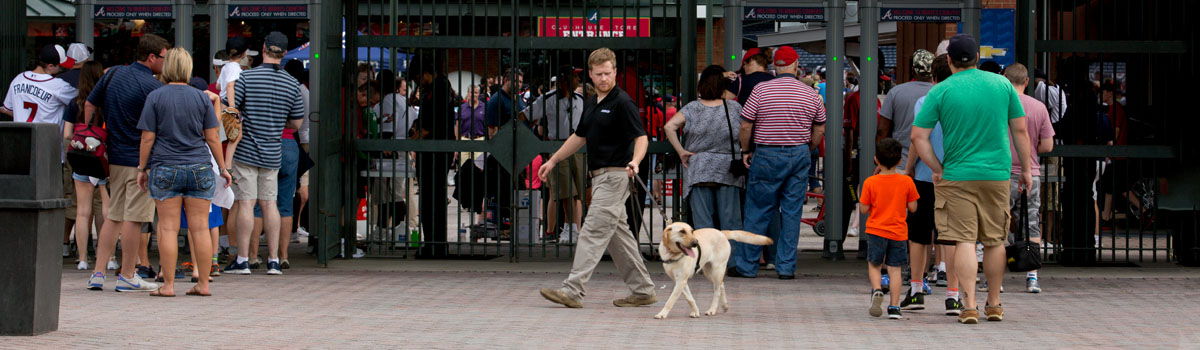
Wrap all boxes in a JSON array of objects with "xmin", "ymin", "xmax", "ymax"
[{"xmin": 27, "ymin": 0, "xmax": 75, "ymax": 18}]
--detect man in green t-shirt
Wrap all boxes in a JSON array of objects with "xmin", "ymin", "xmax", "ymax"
[{"xmin": 910, "ymin": 34, "xmax": 1033, "ymax": 325}]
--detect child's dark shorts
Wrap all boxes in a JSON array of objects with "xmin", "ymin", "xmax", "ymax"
[{"xmin": 867, "ymin": 234, "xmax": 909, "ymax": 267}]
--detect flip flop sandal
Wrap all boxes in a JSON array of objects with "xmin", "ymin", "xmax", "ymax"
[
  {"xmin": 190, "ymin": 276, "xmax": 214, "ymax": 283},
  {"xmin": 186, "ymin": 286, "xmax": 212, "ymax": 297},
  {"xmin": 149, "ymin": 288, "xmax": 175, "ymax": 297}
]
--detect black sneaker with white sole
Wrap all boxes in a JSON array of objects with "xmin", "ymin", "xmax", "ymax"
[
  {"xmin": 945, "ymin": 298, "xmax": 963, "ymax": 316},
  {"xmin": 887, "ymin": 306, "xmax": 903, "ymax": 319},
  {"xmin": 900, "ymin": 291, "xmax": 925, "ymax": 310}
]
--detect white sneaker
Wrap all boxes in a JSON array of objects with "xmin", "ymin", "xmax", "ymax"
[
  {"xmin": 764, "ymin": 263, "xmax": 776, "ymax": 270},
  {"xmin": 115, "ymin": 274, "xmax": 159, "ymax": 292},
  {"xmin": 296, "ymin": 227, "xmax": 310, "ymax": 237},
  {"xmin": 290, "ymin": 232, "xmax": 301, "ymax": 243},
  {"xmin": 63, "ymin": 245, "xmax": 71, "ymax": 257},
  {"xmin": 106, "ymin": 258, "xmax": 120, "ymax": 271},
  {"xmin": 847, "ymin": 227, "xmax": 859, "ymax": 237},
  {"xmin": 77, "ymin": 261, "xmax": 90, "ymax": 270},
  {"xmin": 352, "ymin": 248, "xmax": 366, "ymax": 259}
]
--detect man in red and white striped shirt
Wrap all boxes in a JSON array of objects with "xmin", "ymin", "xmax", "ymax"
[{"xmin": 728, "ymin": 45, "xmax": 826, "ymax": 279}]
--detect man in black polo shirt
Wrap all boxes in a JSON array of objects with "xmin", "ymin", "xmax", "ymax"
[{"xmin": 539, "ymin": 48, "xmax": 656, "ymax": 308}]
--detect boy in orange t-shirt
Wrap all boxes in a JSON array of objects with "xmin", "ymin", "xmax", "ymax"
[{"xmin": 860, "ymin": 138, "xmax": 920, "ymax": 319}]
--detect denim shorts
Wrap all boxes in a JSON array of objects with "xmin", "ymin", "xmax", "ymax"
[
  {"xmin": 867, "ymin": 234, "xmax": 909, "ymax": 267},
  {"xmin": 148, "ymin": 163, "xmax": 216, "ymax": 201},
  {"xmin": 72, "ymin": 172, "xmax": 108, "ymax": 185}
]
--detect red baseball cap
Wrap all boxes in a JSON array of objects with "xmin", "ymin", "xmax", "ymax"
[
  {"xmin": 773, "ymin": 46, "xmax": 798, "ymax": 66},
  {"xmin": 742, "ymin": 48, "xmax": 762, "ymax": 64}
]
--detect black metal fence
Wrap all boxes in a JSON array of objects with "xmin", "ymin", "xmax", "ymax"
[
  {"xmin": 339, "ymin": 0, "xmax": 695, "ymax": 261},
  {"xmin": 1031, "ymin": 0, "xmax": 1196, "ymax": 265}
]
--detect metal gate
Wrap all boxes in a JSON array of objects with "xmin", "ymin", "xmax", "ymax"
[
  {"xmin": 1024, "ymin": 0, "xmax": 1196, "ymax": 265},
  {"xmin": 315, "ymin": 0, "xmax": 697, "ymax": 262}
]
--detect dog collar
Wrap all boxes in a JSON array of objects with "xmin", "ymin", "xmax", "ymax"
[{"xmin": 661, "ymin": 245, "xmax": 703, "ymax": 273}]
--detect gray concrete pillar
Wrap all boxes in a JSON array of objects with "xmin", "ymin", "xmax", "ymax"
[
  {"xmin": 822, "ymin": 0, "xmax": 846, "ymax": 260},
  {"xmin": 724, "ymin": 0, "xmax": 742, "ymax": 71},
  {"xmin": 175, "ymin": 0, "xmax": 194, "ymax": 55},
  {"xmin": 209, "ymin": 0, "xmax": 228, "ymax": 83},
  {"xmin": 76, "ymin": 0, "xmax": 94, "ymax": 48}
]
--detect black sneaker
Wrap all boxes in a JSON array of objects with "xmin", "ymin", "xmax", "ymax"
[
  {"xmin": 936, "ymin": 271, "xmax": 948, "ymax": 287},
  {"xmin": 900, "ymin": 291, "xmax": 925, "ymax": 310},
  {"xmin": 136, "ymin": 265, "xmax": 156, "ymax": 279},
  {"xmin": 945, "ymin": 298, "xmax": 963, "ymax": 316},
  {"xmin": 726, "ymin": 269, "xmax": 756, "ymax": 278},
  {"xmin": 887, "ymin": 306, "xmax": 903, "ymax": 319}
]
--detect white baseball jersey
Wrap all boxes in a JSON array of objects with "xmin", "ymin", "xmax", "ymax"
[{"xmin": 4, "ymin": 71, "xmax": 77, "ymax": 125}]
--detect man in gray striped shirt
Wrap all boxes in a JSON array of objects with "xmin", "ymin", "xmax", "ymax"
[{"xmin": 226, "ymin": 31, "xmax": 304, "ymax": 275}]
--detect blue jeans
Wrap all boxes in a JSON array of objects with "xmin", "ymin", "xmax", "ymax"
[
  {"xmin": 689, "ymin": 185, "xmax": 742, "ymax": 231},
  {"xmin": 148, "ymin": 163, "xmax": 216, "ymax": 201},
  {"xmin": 255, "ymin": 139, "xmax": 299, "ymax": 218},
  {"xmin": 734, "ymin": 146, "xmax": 810, "ymax": 276}
]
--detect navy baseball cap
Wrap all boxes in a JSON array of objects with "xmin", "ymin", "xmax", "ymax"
[{"xmin": 947, "ymin": 34, "xmax": 978, "ymax": 63}]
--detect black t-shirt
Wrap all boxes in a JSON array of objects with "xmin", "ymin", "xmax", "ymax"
[
  {"xmin": 574, "ymin": 86, "xmax": 647, "ymax": 170},
  {"xmin": 416, "ymin": 76, "xmax": 457, "ymax": 140},
  {"xmin": 63, "ymin": 101, "xmax": 80, "ymax": 124},
  {"xmin": 726, "ymin": 71, "xmax": 775, "ymax": 106},
  {"xmin": 58, "ymin": 68, "xmax": 82, "ymax": 88}
]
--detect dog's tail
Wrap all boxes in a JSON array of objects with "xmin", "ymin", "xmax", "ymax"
[{"xmin": 722, "ymin": 230, "xmax": 773, "ymax": 246}]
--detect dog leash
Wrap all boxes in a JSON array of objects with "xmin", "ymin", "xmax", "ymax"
[{"xmin": 627, "ymin": 165, "xmax": 671, "ymax": 225}]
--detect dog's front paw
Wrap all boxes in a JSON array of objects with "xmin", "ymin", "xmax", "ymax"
[
  {"xmin": 705, "ymin": 310, "xmax": 718, "ymax": 316},
  {"xmin": 654, "ymin": 312, "xmax": 669, "ymax": 319},
  {"xmin": 689, "ymin": 311, "xmax": 700, "ymax": 318}
]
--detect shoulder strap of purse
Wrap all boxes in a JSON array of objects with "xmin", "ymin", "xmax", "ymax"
[{"xmin": 722, "ymin": 99, "xmax": 738, "ymax": 160}]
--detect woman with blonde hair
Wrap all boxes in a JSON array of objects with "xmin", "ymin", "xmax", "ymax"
[{"xmin": 135, "ymin": 47, "xmax": 232, "ymax": 296}]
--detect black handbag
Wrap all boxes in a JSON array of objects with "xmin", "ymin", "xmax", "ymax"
[
  {"xmin": 721, "ymin": 99, "xmax": 748, "ymax": 177},
  {"xmin": 1006, "ymin": 192, "xmax": 1043, "ymax": 272}
]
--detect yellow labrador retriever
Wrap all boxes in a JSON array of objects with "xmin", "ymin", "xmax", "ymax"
[{"xmin": 654, "ymin": 222, "xmax": 773, "ymax": 319}]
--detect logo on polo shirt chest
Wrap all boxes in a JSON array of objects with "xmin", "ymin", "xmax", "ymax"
[{"xmin": 601, "ymin": 109, "xmax": 611, "ymax": 113}]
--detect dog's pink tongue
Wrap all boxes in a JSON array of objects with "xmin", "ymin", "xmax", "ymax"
[{"xmin": 682, "ymin": 246, "xmax": 696, "ymax": 258}]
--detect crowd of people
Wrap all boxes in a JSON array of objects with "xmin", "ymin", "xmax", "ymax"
[
  {"xmin": 528, "ymin": 36, "xmax": 1063, "ymax": 326},
  {"xmin": 6, "ymin": 31, "xmax": 1099, "ymax": 321},
  {"xmin": 4, "ymin": 32, "xmax": 311, "ymax": 296}
]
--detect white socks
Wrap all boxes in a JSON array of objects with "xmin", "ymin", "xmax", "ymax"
[
  {"xmin": 1027, "ymin": 271, "xmax": 1038, "ymax": 280},
  {"xmin": 938, "ymin": 262, "xmax": 947, "ymax": 273},
  {"xmin": 236, "ymin": 256, "xmax": 249, "ymax": 264},
  {"xmin": 910, "ymin": 281, "xmax": 922, "ymax": 296}
]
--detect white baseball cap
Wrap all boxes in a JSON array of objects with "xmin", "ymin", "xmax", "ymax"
[{"xmin": 66, "ymin": 43, "xmax": 92, "ymax": 64}]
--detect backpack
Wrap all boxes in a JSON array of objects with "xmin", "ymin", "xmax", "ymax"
[{"xmin": 67, "ymin": 67, "xmax": 119, "ymax": 179}]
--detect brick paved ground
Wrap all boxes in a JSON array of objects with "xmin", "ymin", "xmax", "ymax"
[{"xmin": 4, "ymin": 253, "xmax": 1199, "ymax": 349}]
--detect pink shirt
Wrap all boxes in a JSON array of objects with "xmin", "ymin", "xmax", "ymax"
[{"xmin": 1011, "ymin": 94, "xmax": 1055, "ymax": 176}]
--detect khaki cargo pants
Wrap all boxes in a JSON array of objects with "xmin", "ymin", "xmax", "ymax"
[{"xmin": 560, "ymin": 168, "xmax": 655, "ymax": 300}]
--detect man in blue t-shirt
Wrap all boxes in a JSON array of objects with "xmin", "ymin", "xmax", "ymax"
[
  {"xmin": 485, "ymin": 68, "xmax": 525, "ymax": 137},
  {"xmin": 82, "ymin": 34, "xmax": 171, "ymax": 293}
]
